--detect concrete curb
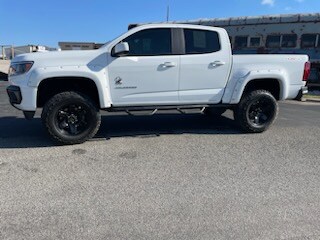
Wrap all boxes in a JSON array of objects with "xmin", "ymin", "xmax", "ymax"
[{"xmin": 302, "ymin": 97, "xmax": 320, "ymax": 103}]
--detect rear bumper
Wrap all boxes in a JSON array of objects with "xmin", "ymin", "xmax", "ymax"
[
  {"xmin": 301, "ymin": 86, "xmax": 308, "ymax": 95},
  {"xmin": 294, "ymin": 86, "xmax": 308, "ymax": 100}
]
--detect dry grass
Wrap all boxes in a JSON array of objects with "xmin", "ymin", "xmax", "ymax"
[{"xmin": 304, "ymin": 94, "xmax": 320, "ymax": 99}]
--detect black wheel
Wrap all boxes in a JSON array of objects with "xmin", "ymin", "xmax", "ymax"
[
  {"xmin": 234, "ymin": 90, "xmax": 278, "ymax": 133},
  {"xmin": 203, "ymin": 107, "xmax": 226, "ymax": 116},
  {"xmin": 41, "ymin": 92, "xmax": 101, "ymax": 145}
]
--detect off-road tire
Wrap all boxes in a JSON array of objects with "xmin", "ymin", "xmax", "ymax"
[
  {"xmin": 41, "ymin": 91, "xmax": 101, "ymax": 145},
  {"xmin": 234, "ymin": 90, "xmax": 278, "ymax": 133}
]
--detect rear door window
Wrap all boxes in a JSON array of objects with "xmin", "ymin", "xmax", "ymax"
[{"xmin": 184, "ymin": 29, "xmax": 220, "ymax": 54}]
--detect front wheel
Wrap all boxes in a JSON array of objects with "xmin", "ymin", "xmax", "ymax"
[
  {"xmin": 234, "ymin": 90, "xmax": 278, "ymax": 133},
  {"xmin": 41, "ymin": 92, "xmax": 101, "ymax": 145}
]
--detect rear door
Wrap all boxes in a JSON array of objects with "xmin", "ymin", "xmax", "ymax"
[{"xmin": 179, "ymin": 28, "xmax": 232, "ymax": 103}]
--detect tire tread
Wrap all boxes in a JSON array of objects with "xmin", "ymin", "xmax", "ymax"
[
  {"xmin": 235, "ymin": 90, "xmax": 278, "ymax": 133},
  {"xmin": 41, "ymin": 91, "xmax": 101, "ymax": 145}
]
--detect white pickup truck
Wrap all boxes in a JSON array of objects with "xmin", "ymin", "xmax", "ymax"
[{"xmin": 7, "ymin": 24, "xmax": 309, "ymax": 144}]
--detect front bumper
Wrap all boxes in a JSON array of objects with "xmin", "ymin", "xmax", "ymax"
[
  {"xmin": 7, "ymin": 85, "xmax": 36, "ymax": 119},
  {"xmin": 6, "ymin": 82, "xmax": 37, "ymax": 111}
]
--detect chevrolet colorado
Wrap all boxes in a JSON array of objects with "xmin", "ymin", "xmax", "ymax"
[{"xmin": 6, "ymin": 24, "xmax": 309, "ymax": 144}]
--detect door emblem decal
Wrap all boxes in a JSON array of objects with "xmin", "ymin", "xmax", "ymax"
[{"xmin": 115, "ymin": 77, "xmax": 122, "ymax": 85}]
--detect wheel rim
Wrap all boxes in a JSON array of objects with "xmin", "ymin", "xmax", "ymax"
[
  {"xmin": 54, "ymin": 103, "xmax": 91, "ymax": 136},
  {"xmin": 247, "ymin": 97, "xmax": 275, "ymax": 128}
]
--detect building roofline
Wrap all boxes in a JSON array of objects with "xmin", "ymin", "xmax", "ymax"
[{"xmin": 129, "ymin": 12, "xmax": 320, "ymax": 29}]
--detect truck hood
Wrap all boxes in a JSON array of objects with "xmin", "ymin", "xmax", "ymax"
[{"xmin": 11, "ymin": 49, "xmax": 107, "ymax": 68}]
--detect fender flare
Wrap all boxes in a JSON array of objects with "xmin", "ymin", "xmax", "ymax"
[
  {"xmin": 223, "ymin": 69, "xmax": 288, "ymax": 104},
  {"xmin": 29, "ymin": 66, "xmax": 111, "ymax": 108}
]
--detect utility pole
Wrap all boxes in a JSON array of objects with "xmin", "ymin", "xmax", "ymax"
[
  {"xmin": 11, "ymin": 45, "xmax": 14, "ymax": 59},
  {"xmin": 166, "ymin": 1, "xmax": 170, "ymax": 22},
  {"xmin": 1, "ymin": 46, "xmax": 5, "ymax": 60}
]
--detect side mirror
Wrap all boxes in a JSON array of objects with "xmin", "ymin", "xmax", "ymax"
[{"xmin": 113, "ymin": 42, "xmax": 129, "ymax": 57}]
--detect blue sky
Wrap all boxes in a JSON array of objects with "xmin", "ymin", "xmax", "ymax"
[{"xmin": 1, "ymin": 0, "xmax": 318, "ymax": 47}]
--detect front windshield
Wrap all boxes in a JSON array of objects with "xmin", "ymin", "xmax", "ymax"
[{"xmin": 101, "ymin": 30, "xmax": 129, "ymax": 48}]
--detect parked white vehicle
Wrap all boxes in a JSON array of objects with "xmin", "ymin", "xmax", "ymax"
[{"xmin": 7, "ymin": 24, "xmax": 310, "ymax": 144}]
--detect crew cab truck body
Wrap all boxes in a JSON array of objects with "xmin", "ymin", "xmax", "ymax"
[{"xmin": 7, "ymin": 24, "xmax": 309, "ymax": 144}]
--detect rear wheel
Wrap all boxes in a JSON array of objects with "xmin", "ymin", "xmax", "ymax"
[
  {"xmin": 41, "ymin": 91, "xmax": 101, "ymax": 145},
  {"xmin": 234, "ymin": 90, "xmax": 278, "ymax": 133}
]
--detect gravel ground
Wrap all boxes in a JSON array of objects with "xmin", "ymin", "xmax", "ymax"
[{"xmin": 1, "ymin": 81, "xmax": 320, "ymax": 240}]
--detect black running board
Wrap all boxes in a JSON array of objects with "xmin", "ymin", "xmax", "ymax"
[{"xmin": 103, "ymin": 104, "xmax": 234, "ymax": 116}]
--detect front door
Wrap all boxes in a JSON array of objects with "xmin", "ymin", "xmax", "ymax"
[{"xmin": 108, "ymin": 28, "xmax": 180, "ymax": 106}]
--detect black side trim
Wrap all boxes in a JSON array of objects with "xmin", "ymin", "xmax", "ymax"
[
  {"xmin": 7, "ymin": 85, "xmax": 22, "ymax": 104},
  {"xmin": 105, "ymin": 104, "xmax": 234, "ymax": 112},
  {"xmin": 0, "ymin": 72, "xmax": 8, "ymax": 81},
  {"xmin": 172, "ymin": 28, "xmax": 185, "ymax": 55},
  {"xmin": 23, "ymin": 111, "xmax": 35, "ymax": 120},
  {"xmin": 294, "ymin": 86, "xmax": 308, "ymax": 101}
]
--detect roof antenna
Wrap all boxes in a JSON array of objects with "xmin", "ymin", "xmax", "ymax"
[{"xmin": 166, "ymin": 1, "xmax": 170, "ymax": 22}]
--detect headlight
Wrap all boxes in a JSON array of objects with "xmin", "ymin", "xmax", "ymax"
[{"xmin": 8, "ymin": 62, "xmax": 34, "ymax": 77}]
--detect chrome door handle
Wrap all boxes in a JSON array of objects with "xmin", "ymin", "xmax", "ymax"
[
  {"xmin": 210, "ymin": 61, "xmax": 226, "ymax": 67},
  {"xmin": 162, "ymin": 62, "xmax": 177, "ymax": 67}
]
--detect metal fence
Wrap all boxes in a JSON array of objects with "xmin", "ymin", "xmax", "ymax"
[
  {"xmin": 0, "ymin": 45, "xmax": 49, "ymax": 60},
  {"xmin": 1, "ymin": 45, "xmax": 13, "ymax": 60}
]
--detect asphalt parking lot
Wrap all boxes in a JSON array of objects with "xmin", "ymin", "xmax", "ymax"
[{"xmin": 1, "ymin": 80, "xmax": 320, "ymax": 240}]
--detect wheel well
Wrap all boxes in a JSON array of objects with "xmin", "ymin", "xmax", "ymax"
[
  {"xmin": 243, "ymin": 79, "xmax": 281, "ymax": 100},
  {"xmin": 37, "ymin": 77, "xmax": 100, "ymax": 108}
]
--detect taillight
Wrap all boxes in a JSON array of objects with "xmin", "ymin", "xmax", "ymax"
[{"xmin": 303, "ymin": 61, "xmax": 311, "ymax": 81}]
